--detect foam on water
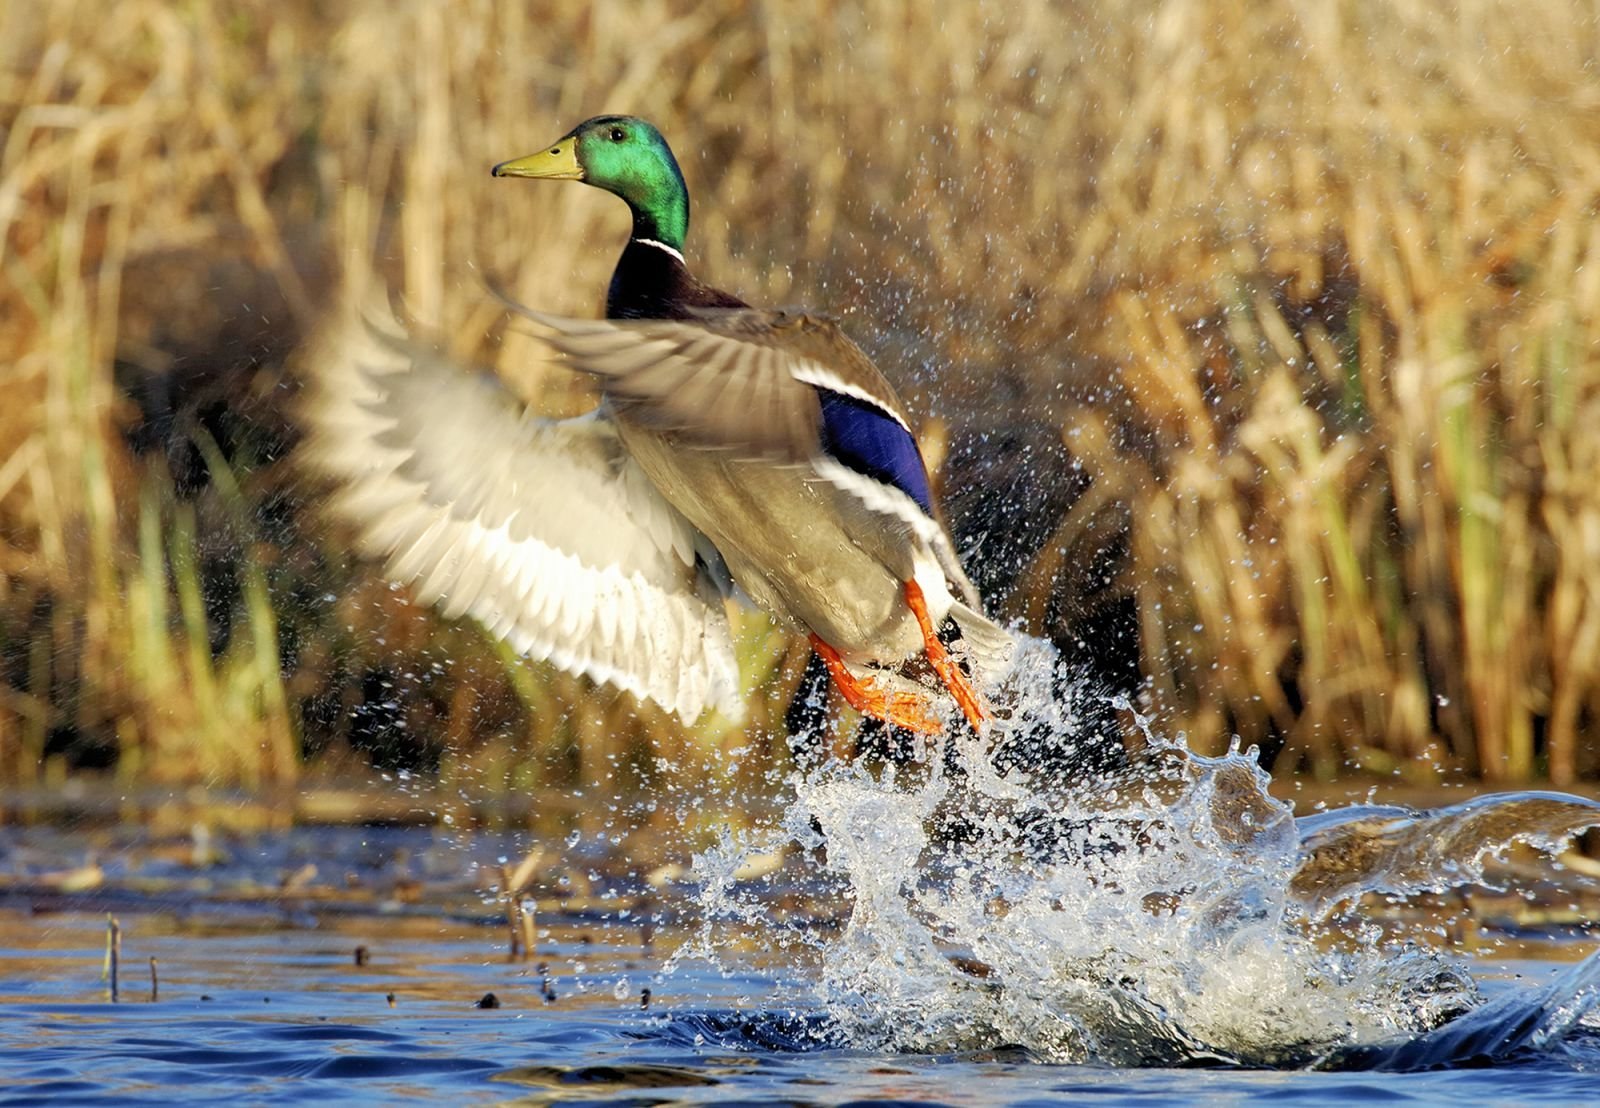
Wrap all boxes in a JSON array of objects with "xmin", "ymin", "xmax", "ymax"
[{"xmin": 689, "ymin": 635, "xmax": 1600, "ymax": 1069}]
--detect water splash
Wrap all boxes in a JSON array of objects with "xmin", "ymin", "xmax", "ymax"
[
  {"xmin": 689, "ymin": 635, "xmax": 1600, "ymax": 1069},
  {"xmin": 1293, "ymin": 791, "xmax": 1600, "ymax": 914}
]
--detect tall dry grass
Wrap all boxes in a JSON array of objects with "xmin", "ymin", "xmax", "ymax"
[{"xmin": 1, "ymin": 0, "xmax": 1596, "ymax": 791}]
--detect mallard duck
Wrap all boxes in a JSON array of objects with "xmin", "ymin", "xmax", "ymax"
[{"xmin": 307, "ymin": 115, "xmax": 1011, "ymax": 734}]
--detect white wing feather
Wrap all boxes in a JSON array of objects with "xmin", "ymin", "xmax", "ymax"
[{"xmin": 300, "ymin": 316, "xmax": 742, "ymax": 723}]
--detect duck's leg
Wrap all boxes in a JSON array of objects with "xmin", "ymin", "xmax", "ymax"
[
  {"xmin": 903, "ymin": 579, "xmax": 988, "ymax": 733},
  {"xmin": 808, "ymin": 634, "xmax": 942, "ymax": 735}
]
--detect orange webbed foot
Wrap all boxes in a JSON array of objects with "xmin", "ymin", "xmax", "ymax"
[
  {"xmin": 809, "ymin": 634, "xmax": 943, "ymax": 735},
  {"xmin": 903, "ymin": 579, "xmax": 989, "ymax": 734}
]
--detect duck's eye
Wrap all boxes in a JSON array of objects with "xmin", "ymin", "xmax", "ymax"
[{"xmin": 609, "ymin": 127, "xmax": 626, "ymax": 142}]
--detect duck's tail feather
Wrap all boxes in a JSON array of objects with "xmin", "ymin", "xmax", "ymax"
[{"xmin": 946, "ymin": 601, "xmax": 1018, "ymax": 691}]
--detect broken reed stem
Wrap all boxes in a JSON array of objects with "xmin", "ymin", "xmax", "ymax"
[
  {"xmin": 501, "ymin": 850, "xmax": 542, "ymax": 961},
  {"xmin": 104, "ymin": 915, "xmax": 121, "ymax": 1003},
  {"xmin": 504, "ymin": 898, "xmax": 537, "ymax": 963},
  {"xmin": 501, "ymin": 862, "xmax": 537, "ymax": 962},
  {"xmin": 519, "ymin": 898, "xmax": 537, "ymax": 960},
  {"xmin": 502, "ymin": 863, "xmax": 518, "ymax": 961}
]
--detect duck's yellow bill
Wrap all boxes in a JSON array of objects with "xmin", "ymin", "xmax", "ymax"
[{"xmin": 491, "ymin": 140, "xmax": 582, "ymax": 180}]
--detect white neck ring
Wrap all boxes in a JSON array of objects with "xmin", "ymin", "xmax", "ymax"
[{"xmin": 634, "ymin": 238, "xmax": 685, "ymax": 265}]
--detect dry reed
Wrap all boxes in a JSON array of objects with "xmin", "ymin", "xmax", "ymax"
[{"xmin": 1, "ymin": 0, "xmax": 1596, "ymax": 791}]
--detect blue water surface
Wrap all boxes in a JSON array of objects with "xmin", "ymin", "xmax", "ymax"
[{"xmin": 1, "ymin": 907, "xmax": 1597, "ymax": 1105}]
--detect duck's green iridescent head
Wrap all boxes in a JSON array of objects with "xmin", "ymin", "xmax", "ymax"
[{"xmin": 493, "ymin": 115, "xmax": 690, "ymax": 251}]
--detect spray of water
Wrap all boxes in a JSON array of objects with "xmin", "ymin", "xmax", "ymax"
[{"xmin": 687, "ymin": 634, "xmax": 1600, "ymax": 1068}]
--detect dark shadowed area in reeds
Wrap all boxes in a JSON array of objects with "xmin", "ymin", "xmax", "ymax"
[{"xmin": 2, "ymin": 0, "xmax": 1597, "ymax": 808}]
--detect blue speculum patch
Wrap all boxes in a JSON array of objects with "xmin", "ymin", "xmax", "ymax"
[{"xmin": 817, "ymin": 391, "xmax": 934, "ymax": 515}]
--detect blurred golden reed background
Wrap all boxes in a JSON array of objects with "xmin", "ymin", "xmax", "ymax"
[{"xmin": 2, "ymin": 0, "xmax": 1598, "ymax": 803}]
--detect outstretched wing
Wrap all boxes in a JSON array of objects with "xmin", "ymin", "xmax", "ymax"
[
  {"xmin": 298, "ymin": 316, "xmax": 742, "ymax": 723},
  {"xmin": 505, "ymin": 306, "xmax": 824, "ymax": 461},
  {"xmin": 508, "ymin": 304, "xmax": 979, "ymax": 602}
]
